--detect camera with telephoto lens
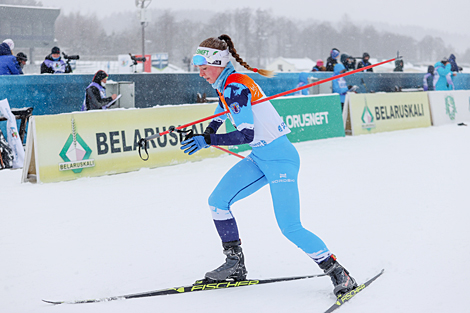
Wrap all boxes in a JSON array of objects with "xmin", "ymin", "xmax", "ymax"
[
  {"xmin": 62, "ymin": 52, "xmax": 80, "ymax": 60},
  {"xmin": 62, "ymin": 52, "xmax": 79, "ymax": 73},
  {"xmin": 129, "ymin": 53, "xmax": 146, "ymax": 66}
]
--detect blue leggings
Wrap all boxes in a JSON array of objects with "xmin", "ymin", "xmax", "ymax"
[{"xmin": 208, "ymin": 136, "xmax": 331, "ymax": 263}]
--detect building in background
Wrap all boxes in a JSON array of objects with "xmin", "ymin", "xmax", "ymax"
[
  {"xmin": 0, "ymin": 5, "xmax": 60, "ymax": 67},
  {"xmin": 267, "ymin": 57, "xmax": 315, "ymax": 72}
]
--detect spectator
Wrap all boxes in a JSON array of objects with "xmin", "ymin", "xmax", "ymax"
[
  {"xmin": 433, "ymin": 57, "xmax": 456, "ymax": 91},
  {"xmin": 81, "ymin": 70, "xmax": 117, "ymax": 111},
  {"xmin": 295, "ymin": 72, "xmax": 311, "ymax": 95},
  {"xmin": 2, "ymin": 39, "xmax": 14, "ymax": 52},
  {"xmin": 448, "ymin": 54, "xmax": 462, "ymax": 72},
  {"xmin": 325, "ymin": 48, "xmax": 340, "ymax": 71},
  {"xmin": 340, "ymin": 53, "xmax": 356, "ymax": 71},
  {"xmin": 312, "ymin": 59, "xmax": 325, "ymax": 71},
  {"xmin": 16, "ymin": 52, "xmax": 27, "ymax": 74},
  {"xmin": 40, "ymin": 46, "xmax": 72, "ymax": 74},
  {"xmin": 0, "ymin": 42, "xmax": 21, "ymax": 75},
  {"xmin": 357, "ymin": 52, "xmax": 373, "ymax": 72},
  {"xmin": 332, "ymin": 62, "xmax": 356, "ymax": 110},
  {"xmin": 394, "ymin": 59, "xmax": 404, "ymax": 72},
  {"xmin": 423, "ymin": 65, "xmax": 434, "ymax": 91}
]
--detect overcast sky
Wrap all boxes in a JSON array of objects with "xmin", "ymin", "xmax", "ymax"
[{"xmin": 40, "ymin": 0, "xmax": 468, "ymax": 36}]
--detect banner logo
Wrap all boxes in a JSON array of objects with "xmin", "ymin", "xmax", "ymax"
[
  {"xmin": 361, "ymin": 98, "xmax": 376, "ymax": 130},
  {"xmin": 59, "ymin": 118, "xmax": 95, "ymax": 173},
  {"xmin": 445, "ymin": 95, "xmax": 457, "ymax": 120}
]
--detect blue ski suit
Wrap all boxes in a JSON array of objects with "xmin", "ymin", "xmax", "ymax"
[
  {"xmin": 332, "ymin": 63, "xmax": 349, "ymax": 104},
  {"xmin": 433, "ymin": 61, "xmax": 454, "ymax": 91},
  {"xmin": 202, "ymin": 62, "xmax": 331, "ymax": 263}
]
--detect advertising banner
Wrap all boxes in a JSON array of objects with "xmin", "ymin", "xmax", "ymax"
[
  {"xmin": 347, "ymin": 92, "xmax": 432, "ymax": 135},
  {"xmin": 22, "ymin": 104, "xmax": 224, "ymax": 183},
  {"xmin": 427, "ymin": 90, "xmax": 470, "ymax": 126},
  {"xmin": 228, "ymin": 94, "xmax": 345, "ymax": 153}
]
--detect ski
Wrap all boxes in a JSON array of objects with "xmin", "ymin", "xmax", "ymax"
[
  {"xmin": 324, "ymin": 269, "xmax": 385, "ymax": 313},
  {"xmin": 42, "ymin": 272, "xmax": 327, "ymax": 305}
]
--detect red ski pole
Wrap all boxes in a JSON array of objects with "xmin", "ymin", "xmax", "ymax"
[
  {"xmin": 137, "ymin": 110, "xmax": 229, "ymax": 160},
  {"xmin": 251, "ymin": 57, "xmax": 397, "ymax": 105},
  {"xmin": 139, "ymin": 56, "xmax": 397, "ymax": 160},
  {"xmin": 213, "ymin": 145, "xmax": 244, "ymax": 159}
]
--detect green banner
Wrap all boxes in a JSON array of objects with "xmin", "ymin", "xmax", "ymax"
[{"xmin": 227, "ymin": 95, "xmax": 345, "ymax": 153}]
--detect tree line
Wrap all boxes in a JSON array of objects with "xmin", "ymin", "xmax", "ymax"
[{"xmin": 3, "ymin": 1, "xmax": 468, "ymax": 69}]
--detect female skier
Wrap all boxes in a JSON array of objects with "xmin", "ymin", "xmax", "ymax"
[{"xmin": 180, "ymin": 34, "xmax": 356, "ymax": 297}]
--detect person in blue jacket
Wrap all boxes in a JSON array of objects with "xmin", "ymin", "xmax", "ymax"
[
  {"xmin": 433, "ymin": 57, "xmax": 456, "ymax": 91},
  {"xmin": 332, "ymin": 63, "xmax": 350, "ymax": 110},
  {"xmin": 180, "ymin": 34, "xmax": 357, "ymax": 298},
  {"xmin": 295, "ymin": 72, "xmax": 311, "ymax": 95},
  {"xmin": 0, "ymin": 42, "xmax": 21, "ymax": 75}
]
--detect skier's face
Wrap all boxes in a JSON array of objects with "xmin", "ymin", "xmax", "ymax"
[{"xmin": 198, "ymin": 65, "xmax": 224, "ymax": 84}]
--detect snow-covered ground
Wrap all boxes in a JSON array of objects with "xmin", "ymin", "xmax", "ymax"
[{"xmin": 1, "ymin": 124, "xmax": 469, "ymax": 313}]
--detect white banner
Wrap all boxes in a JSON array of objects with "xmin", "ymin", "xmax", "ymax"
[
  {"xmin": 428, "ymin": 90, "xmax": 470, "ymax": 126},
  {"xmin": 118, "ymin": 54, "xmax": 134, "ymax": 74},
  {"xmin": 0, "ymin": 99, "xmax": 25, "ymax": 168}
]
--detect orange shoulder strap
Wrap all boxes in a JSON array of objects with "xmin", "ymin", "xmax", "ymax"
[
  {"xmin": 217, "ymin": 89, "xmax": 231, "ymax": 112},
  {"xmin": 218, "ymin": 73, "xmax": 264, "ymax": 107}
]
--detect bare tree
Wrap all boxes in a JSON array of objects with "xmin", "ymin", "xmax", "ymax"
[
  {"xmin": 55, "ymin": 12, "xmax": 109, "ymax": 57},
  {"xmin": 46, "ymin": 7, "xmax": 458, "ymax": 68}
]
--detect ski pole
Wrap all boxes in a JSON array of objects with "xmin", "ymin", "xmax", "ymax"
[
  {"xmin": 139, "ymin": 56, "xmax": 397, "ymax": 160},
  {"xmin": 138, "ymin": 124, "xmax": 244, "ymax": 160},
  {"xmin": 141, "ymin": 110, "xmax": 229, "ymax": 143},
  {"xmin": 137, "ymin": 111, "xmax": 231, "ymax": 160},
  {"xmin": 251, "ymin": 57, "xmax": 397, "ymax": 105},
  {"xmin": 361, "ymin": 78, "xmax": 370, "ymax": 93},
  {"xmin": 213, "ymin": 145, "xmax": 244, "ymax": 159}
]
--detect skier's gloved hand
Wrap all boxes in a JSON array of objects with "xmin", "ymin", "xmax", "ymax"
[{"xmin": 181, "ymin": 133, "xmax": 211, "ymax": 155}]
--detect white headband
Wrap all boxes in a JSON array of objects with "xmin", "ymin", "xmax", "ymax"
[{"xmin": 194, "ymin": 46, "xmax": 230, "ymax": 67}]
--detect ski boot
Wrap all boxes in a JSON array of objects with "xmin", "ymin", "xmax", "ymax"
[
  {"xmin": 203, "ymin": 240, "xmax": 247, "ymax": 282},
  {"xmin": 318, "ymin": 254, "xmax": 357, "ymax": 297}
]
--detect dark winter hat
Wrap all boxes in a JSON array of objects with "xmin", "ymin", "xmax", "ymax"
[
  {"xmin": 92, "ymin": 70, "xmax": 108, "ymax": 83},
  {"xmin": 363, "ymin": 52, "xmax": 370, "ymax": 59},
  {"xmin": 51, "ymin": 46, "xmax": 60, "ymax": 54},
  {"xmin": 16, "ymin": 52, "xmax": 27, "ymax": 62}
]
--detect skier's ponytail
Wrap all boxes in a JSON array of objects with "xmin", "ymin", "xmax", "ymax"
[{"xmin": 198, "ymin": 34, "xmax": 274, "ymax": 78}]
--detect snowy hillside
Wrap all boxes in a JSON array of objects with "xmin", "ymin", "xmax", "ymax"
[{"xmin": 1, "ymin": 124, "xmax": 469, "ymax": 313}]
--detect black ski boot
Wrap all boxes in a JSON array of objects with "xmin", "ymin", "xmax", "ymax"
[
  {"xmin": 318, "ymin": 255, "xmax": 357, "ymax": 297},
  {"xmin": 204, "ymin": 240, "xmax": 247, "ymax": 282}
]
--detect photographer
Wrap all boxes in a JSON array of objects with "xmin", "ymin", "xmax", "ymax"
[{"xmin": 40, "ymin": 47, "xmax": 72, "ymax": 74}]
